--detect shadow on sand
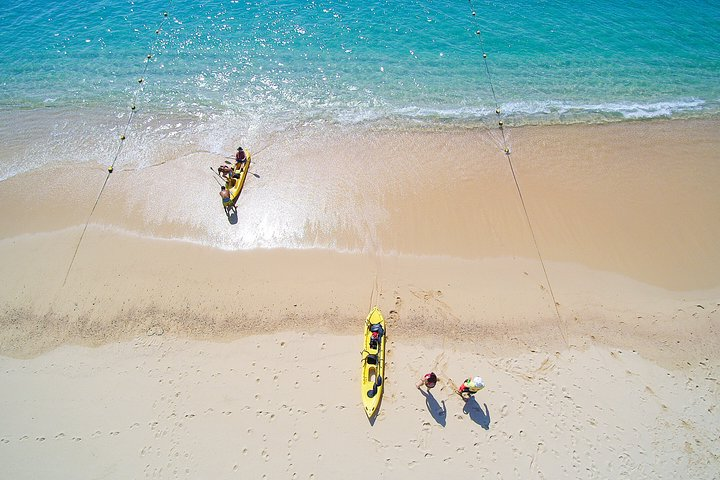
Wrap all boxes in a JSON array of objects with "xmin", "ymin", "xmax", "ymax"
[
  {"xmin": 226, "ymin": 206, "xmax": 238, "ymax": 225},
  {"xmin": 463, "ymin": 397, "xmax": 491, "ymax": 429},
  {"xmin": 419, "ymin": 389, "xmax": 446, "ymax": 427}
]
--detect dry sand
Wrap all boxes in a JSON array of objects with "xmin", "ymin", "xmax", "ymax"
[
  {"xmin": 1, "ymin": 119, "xmax": 719, "ymax": 478},
  {"xmin": 1, "ymin": 335, "xmax": 718, "ymax": 479}
]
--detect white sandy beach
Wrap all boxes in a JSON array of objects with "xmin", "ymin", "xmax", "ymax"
[{"xmin": 1, "ymin": 335, "xmax": 718, "ymax": 479}]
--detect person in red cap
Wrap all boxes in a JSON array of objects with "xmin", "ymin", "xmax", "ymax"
[{"xmin": 416, "ymin": 372, "xmax": 438, "ymax": 390}]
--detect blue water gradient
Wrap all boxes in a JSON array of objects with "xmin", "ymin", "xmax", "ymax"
[{"xmin": 1, "ymin": 0, "xmax": 719, "ymax": 127}]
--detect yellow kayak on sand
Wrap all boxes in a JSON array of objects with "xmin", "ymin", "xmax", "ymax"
[
  {"xmin": 226, "ymin": 151, "xmax": 252, "ymax": 205},
  {"xmin": 361, "ymin": 307, "xmax": 386, "ymax": 419}
]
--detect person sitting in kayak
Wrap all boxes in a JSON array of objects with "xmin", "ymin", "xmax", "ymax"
[
  {"xmin": 220, "ymin": 186, "xmax": 233, "ymax": 214},
  {"xmin": 233, "ymin": 146, "xmax": 247, "ymax": 178}
]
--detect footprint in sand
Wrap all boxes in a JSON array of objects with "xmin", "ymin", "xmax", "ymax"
[{"xmin": 147, "ymin": 325, "xmax": 164, "ymax": 336}]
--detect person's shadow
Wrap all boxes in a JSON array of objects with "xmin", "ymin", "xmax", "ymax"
[
  {"xmin": 419, "ymin": 389, "xmax": 446, "ymax": 427},
  {"xmin": 226, "ymin": 206, "xmax": 238, "ymax": 225},
  {"xmin": 463, "ymin": 397, "xmax": 491, "ymax": 429}
]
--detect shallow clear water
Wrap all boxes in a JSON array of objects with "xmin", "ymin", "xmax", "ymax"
[{"xmin": 1, "ymin": 0, "xmax": 718, "ymax": 128}]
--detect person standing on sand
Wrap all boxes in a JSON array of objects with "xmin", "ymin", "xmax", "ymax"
[
  {"xmin": 220, "ymin": 186, "xmax": 232, "ymax": 214},
  {"xmin": 417, "ymin": 372, "xmax": 437, "ymax": 390},
  {"xmin": 457, "ymin": 376, "xmax": 484, "ymax": 400}
]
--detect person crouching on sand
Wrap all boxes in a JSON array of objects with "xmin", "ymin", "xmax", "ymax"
[
  {"xmin": 458, "ymin": 376, "xmax": 485, "ymax": 400},
  {"xmin": 417, "ymin": 372, "xmax": 437, "ymax": 390},
  {"xmin": 218, "ymin": 165, "xmax": 233, "ymax": 178}
]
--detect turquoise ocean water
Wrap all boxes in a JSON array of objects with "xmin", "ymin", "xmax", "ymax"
[{"xmin": 1, "ymin": 0, "xmax": 719, "ymax": 179}]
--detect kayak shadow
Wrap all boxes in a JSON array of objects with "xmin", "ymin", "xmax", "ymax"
[
  {"xmin": 367, "ymin": 397, "xmax": 383, "ymax": 426},
  {"xmin": 463, "ymin": 397, "xmax": 491, "ymax": 430},
  {"xmin": 419, "ymin": 389, "xmax": 446, "ymax": 427}
]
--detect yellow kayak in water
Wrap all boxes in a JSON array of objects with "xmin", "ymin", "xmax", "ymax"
[
  {"xmin": 226, "ymin": 150, "xmax": 251, "ymax": 205},
  {"xmin": 361, "ymin": 307, "xmax": 386, "ymax": 419}
]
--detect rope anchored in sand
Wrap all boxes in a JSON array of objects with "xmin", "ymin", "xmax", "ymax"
[{"xmin": 61, "ymin": 10, "xmax": 172, "ymax": 287}]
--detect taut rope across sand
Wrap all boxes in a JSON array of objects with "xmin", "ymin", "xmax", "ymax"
[{"xmin": 467, "ymin": 0, "xmax": 567, "ymax": 345}]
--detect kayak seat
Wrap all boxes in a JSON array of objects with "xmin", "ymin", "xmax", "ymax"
[{"xmin": 366, "ymin": 354, "xmax": 378, "ymax": 365}]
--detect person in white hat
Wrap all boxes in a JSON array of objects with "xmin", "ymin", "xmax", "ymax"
[{"xmin": 457, "ymin": 376, "xmax": 485, "ymax": 400}]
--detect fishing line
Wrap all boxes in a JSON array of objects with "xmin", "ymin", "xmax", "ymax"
[
  {"xmin": 61, "ymin": 9, "xmax": 172, "ymax": 287},
  {"xmin": 467, "ymin": 0, "xmax": 567, "ymax": 345}
]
